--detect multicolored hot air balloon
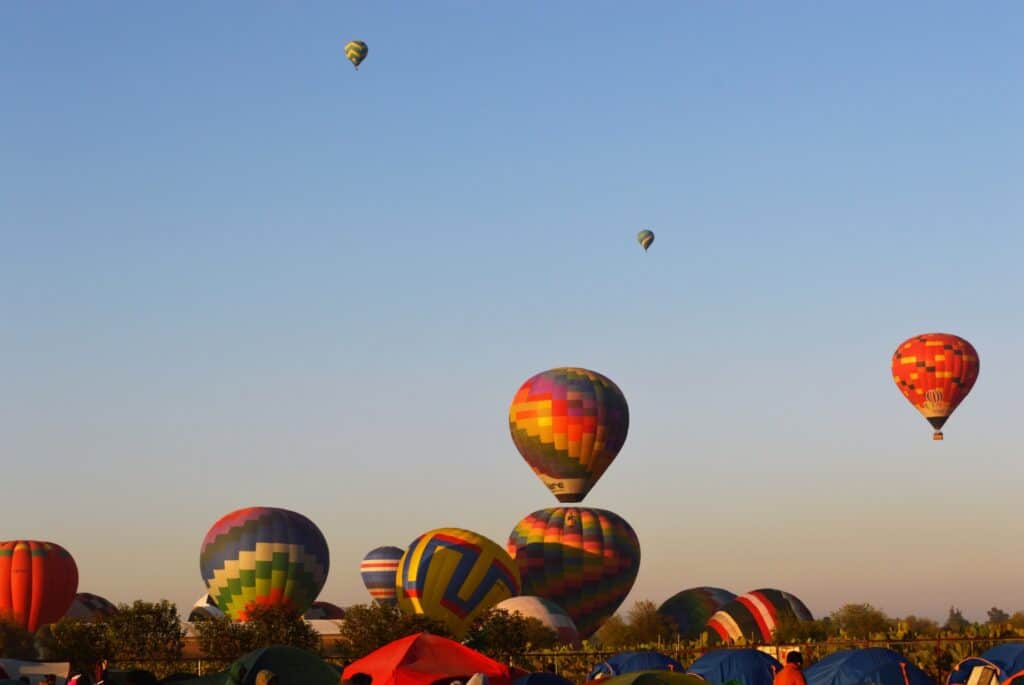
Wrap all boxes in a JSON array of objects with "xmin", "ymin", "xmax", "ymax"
[
  {"xmin": 189, "ymin": 593, "xmax": 224, "ymax": 622},
  {"xmin": 507, "ymin": 507, "xmax": 640, "ymax": 639},
  {"xmin": 892, "ymin": 333, "xmax": 979, "ymax": 440},
  {"xmin": 657, "ymin": 586, "xmax": 736, "ymax": 640},
  {"xmin": 495, "ymin": 595, "xmax": 581, "ymax": 647},
  {"xmin": 199, "ymin": 507, "xmax": 330, "ymax": 621},
  {"xmin": 345, "ymin": 40, "xmax": 368, "ymax": 70},
  {"xmin": 637, "ymin": 230, "xmax": 655, "ymax": 252},
  {"xmin": 360, "ymin": 546, "xmax": 404, "ymax": 606},
  {"xmin": 65, "ymin": 592, "xmax": 118, "ymax": 621},
  {"xmin": 706, "ymin": 589, "xmax": 812, "ymax": 643},
  {"xmin": 0, "ymin": 540, "xmax": 79, "ymax": 632},
  {"xmin": 509, "ymin": 368, "xmax": 629, "ymax": 503},
  {"xmin": 396, "ymin": 528, "xmax": 520, "ymax": 638}
]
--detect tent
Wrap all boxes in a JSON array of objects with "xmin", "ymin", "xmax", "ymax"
[
  {"xmin": 342, "ymin": 633, "xmax": 514, "ymax": 685},
  {"xmin": 804, "ymin": 648, "xmax": 931, "ymax": 685},
  {"xmin": 589, "ymin": 652, "xmax": 685, "ymax": 680},
  {"xmin": 948, "ymin": 644, "xmax": 1024, "ymax": 685},
  {"xmin": 687, "ymin": 649, "xmax": 782, "ymax": 685},
  {"xmin": 597, "ymin": 671, "xmax": 707, "ymax": 685},
  {"xmin": 169, "ymin": 646, "xmax": 338, "ymax": 685}
]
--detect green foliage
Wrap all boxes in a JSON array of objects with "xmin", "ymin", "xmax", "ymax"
[
  {"xmin": 829, "ymin": 603, "xmax": 893, "ymax": 639},
  {"xmin": 465, "ymin": 609, "xmax": 559, "ymax": 661},
  {"xmin": 898, "ymin": 615, "xmax": 940, "ymax": 638},
  {"xmin": 774, "ymin": 615, "xmax": 834, "ymax": 642},
  {"xmin": 987, "ymin": 607, "xmax": 1010, "ymax": 624},
  {"xmin": 944, "ymin": 607, "xmax": 970, "ymax": 632},
  {"xmin": 333, "ymin": 602, "xmax": 453, "ymax": 660},
  {"xmin": 626, "ymin": 600, "xmax": 678, "ymax": 645},
  {"xmin": 194, "ymin": 603, "xmax": 321, "ymax": 663},
  {"xmin": 104, "ymin": 600, "xmax": 185, "ymax": 678},
  {"xmin": 590, "ymin": 614, "xmax": 631, "ymax": 649},
  {"xmin": 37, "ymin": 618, "xmax": 111, "ymax": 672},
  {"xmin": 0, "ymin": 616, "xmax": 36, "ymax": 659},
  {"xmin": 1010, "ymin": 611, "xmax": 1024, "ymax": 630}
]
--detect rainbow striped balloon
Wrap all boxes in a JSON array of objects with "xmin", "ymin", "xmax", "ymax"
[
  {"xmin": 657, "ymin": 587, "xmax": 736, "ymax": 640},
  {"xmin": 199, "ymin": 507, "xmax": 329, "ymax": 621},
  {"xmin": 507, "ymin": 507, "xmax": 640, "ymax": 639},
  {"xmin": 707, "ymin": 588, "xmax": 813, "ymax": 643},
  {"xmin": 360, "ymin": 546, "xmax": 404, "ymax": 605},
  {"xmin": 509, "ymin": 367, "xmax": 629, "ymax": 503},
  {"xmin": 396, "ymin": 528, "xmax": 520, "ymax": 638}
]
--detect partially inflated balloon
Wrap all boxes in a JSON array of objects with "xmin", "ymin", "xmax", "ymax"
[
  {"xmin": 707, "ymin": 589, "xmax": 812, "ymax": 643},
  {"xmin": 304, "ymin": 600, "xmax": 346, "ymax": 620},
  {"xmin": 360, "ymin": 546, "xmax": 404, "ymax": 605},
  {"xmin": 345, "ymin": 41, "xmax": 368, "ymax": 70},
  {"xmin": 657, "ymin": 587, "xmax": 736, "ymax": 640},
  {"xmin": 396, "ymin": 528, "xmax": 520, "ymax": 638},
  {"xmin": 509, "ymin": 368, "xmax": 629, "ymax": 503},
  {"xmin": 199, "ymin": 507, "xmax": 329, "ymax": 620},
  {"xmin": 65, "ymin": 592, "xmax": 118, "ymax": 621},
  {"xmin": 892, "ymin": 333, "xmax": 979, "ymax": 440},
  {"xmin": 0, "ymin": 540, "xmax": 78, "ymax": 632},
  {"xmin": 637, "ymin": 230, "xmax": 655, "ymax": 251},
  {"xmin": 495, "ymin": 595, "xmax": 581, "ymax": 647},
  {"xmin": 507, "ymin": 507, "xmax": 640, "ymax": 638}
]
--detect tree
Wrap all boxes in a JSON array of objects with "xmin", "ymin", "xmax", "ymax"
[
  {"xmin": 105, "ymin": 600, "xmax": 185, "ymax": 663},
  {"xmin": 987, "ymin": 607, "xmax": 1010, "ymax": 625},
  {"xmin": 900, "ymin": 615, "xmax": 940, "ymax": 637},
  {"xmin": 774, "ymin": 615, "xmax": 834, "ymax": 642},
  {"xmin": 195, "ymin": 604, "xmax": 321, "ymax": 661},
  {"xmin": 1010, "ymin": 612, "xmax": 1024, "ymax": 630},
  {"xmin": 36, "ymin": 619, "xmax": 110, "ymax": 673},
  {"xmin": 591, "ymin": 614, "xmax": 631, "ymax": 649},
  {"xmin": 465, "ymin": 609, "xmax": 558, "ymax": 659},
  {"xmin": 626, "ymin": 600, "xmax": 677, "ymax": 645},
  {"xmin": 0, "ymin": 617, "xmax": 36, "ymax": 659},
  {"xmin": 944, "ymin": 607, "xmax": 970, "ymax": 633},
  {"xmin": 830, "ymin": 603, "xmax": 892, "ymax": 638},
  {"xmin": 335, "ymin": 602, "xmax": 453, "ymax": 659}
]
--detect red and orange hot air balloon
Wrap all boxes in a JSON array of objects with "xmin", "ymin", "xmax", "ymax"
[
  {"xmin": 892, "ymin": 333, "xmax": 979, "ymax": 440},
  {"xmin": 0, "ymin": 540, "xmax": 79, "ymax": 632}
]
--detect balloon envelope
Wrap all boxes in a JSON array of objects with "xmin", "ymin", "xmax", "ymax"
[
  {"xmin": 507, "ymin": 507, "xmax": 640, "ymax": 639},
  {"xmin": 0, "ymin": 540, "xmax": 78, "ymax": 632},
  {"xmin": 361, "ymin": 546, "xmax": 404, "ymax": 605},
  {"xmin": 345, "ymin": 40, "xmax": 368, "ymax": 69},
  {"xmin": 199, "ymin": 507, "xmax": 330, "ymax": 620},
  {"xmin": 65, "ymin": 592, "xmax": 118, "ymax": 621},
  {"xmin": 892, "ymin": 333, "xmax": 979, "ymax": 439},
  {"xmin": 495, "ymin": 595, "xmax": 581, "ymax": 647},
  {"xmin": 304, "ymin": 600, "xmax": 346, "ymax": 620},
  {"xmin": 657, "ymin": 587, "xmax": 736, "ymax": 640},
  {"xmin": 396, "ymin": 528, "xmax": 521, "ymax": 638},
  {"xmin": 637, "ymin": 230, "xmax": 655, "ymax": 251},
  {"xmin": 707, "ymin": 588, "xmax": 812, "ymax": 643},
  {"xmin": 509, "ymin": 367, "xmax": 629, "ymax": 503}
]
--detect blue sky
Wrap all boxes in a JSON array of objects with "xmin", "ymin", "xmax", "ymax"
[{"xmin": 2, "ymin": 2, "xmax": 1023, "ymax": 623}]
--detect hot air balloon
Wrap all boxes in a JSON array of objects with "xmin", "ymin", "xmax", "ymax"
[
  {"xmin": 637, "ymin": 230, "xmax": 655, "ymax": 252},
  {"xmin": 199, "ymin": 507, "xmax": 329, "ymax": 621},
  {"xmin": 65, "ymin": 592, "xmax": 118, "ymax": 621},
  {"xmin": 0, "ymin": 540, "xmax": 78, "ymax": 632},
  {"xmin": 396, "ymin": 528, "xmax": 520, "ymax": 638},
  {"xmin": 304, "ymin": 600, "xmax": 346, "ymax": 620},
  {"xmin": 509, "ymin": 367, "xmax": 629, "ymax": 503},
  {"xmin": 495, "ymin": 595, "xmax": 581, "ymax": 647},
  {"xmin": 345, "ymin": 41, "xmax": 368, "ymax": 70},
  {"xmin": 360, "ymin": 546, "xmax": 404, "ymax": 605},
  {"xmin": 189, "ymin": 593, "xmax": 224, "ymax": 622},
  {"xmin": 706, "ymin": 589, "xmax": 812, "ymax": 643},
  {"xmin": 507, "ymin": 507, "xmax": 640, "ymax": 639},
  {"xmin": 657, "ymin": 587, "xmax": 736, "ymax": 640},
  {"xmin": 892, "ymin": 333, "xmax": 979, "ymax": 440}
]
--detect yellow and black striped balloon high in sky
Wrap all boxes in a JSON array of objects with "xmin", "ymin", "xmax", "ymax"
[{"xmin": 344, "ymin": 40, "xmax": 368, "ymax": 70}]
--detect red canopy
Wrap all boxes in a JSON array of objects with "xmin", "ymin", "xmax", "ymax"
[{"xmin": 342, "ymin": 633, "xmax": 514, "ymax": 685}]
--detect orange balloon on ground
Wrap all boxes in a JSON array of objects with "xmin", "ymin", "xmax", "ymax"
[
  {"xmin": 0, "ymin": 540, "xmax": 79, "ymax": 632},
  {"xmin": 892, "ymin": 333, "xmax": 979, "ymax": 440}
]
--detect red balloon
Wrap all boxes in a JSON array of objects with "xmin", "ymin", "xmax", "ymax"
[{"xmin": 0, "ymin": 540, "xmax": 79, "ymax": 632}]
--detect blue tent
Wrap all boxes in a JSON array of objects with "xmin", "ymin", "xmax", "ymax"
[
  {"xmin": 948, "ymin": 644, "xmax": 1024, "ymax": 685},
  {"xmin": 688, "ymin": 649, "xmax": 782, "ymax": 685},
  {"xmin": 589, "ymin": 652, "xmax": 685, "ymax": 680},
  {"xmin": 805, "ymin": 649, "xmax": 930, "ymax": 685}
]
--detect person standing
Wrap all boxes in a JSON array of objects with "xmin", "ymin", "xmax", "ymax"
[{"xmin": 773, "ymin": 652, "xmax": 806, "ymax": 685}]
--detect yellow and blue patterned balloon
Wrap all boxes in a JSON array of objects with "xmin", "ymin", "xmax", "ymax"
[
  {"xmin": 396, "ymin": 527, "xmax": 521, "ymax": 638},
  {"xmin": 637, "ymin": 230, "xmax": 655, "ymax": 251},
  {"xmin": 344, "ymin": 40, "xmax": 368, "ymax": 70}
]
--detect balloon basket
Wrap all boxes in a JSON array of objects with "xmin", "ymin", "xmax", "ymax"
[{"xmin": 932, "ymin": 432, "xmax": 944, "ymax": 441}]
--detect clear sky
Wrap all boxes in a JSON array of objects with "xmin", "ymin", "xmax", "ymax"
[{"xmin": 2, "ymin": 2, "xmax": 1022, "ymax": 625}]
